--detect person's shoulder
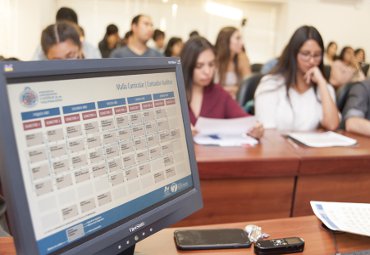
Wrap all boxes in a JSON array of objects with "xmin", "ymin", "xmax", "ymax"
[
  {"xmin": 147, "ymin": 47, "xmax": 163, "ymax": 57},
  {"xmin": 110, "ymin": 46, "xmax": 131, "ymax": 58},
  {"xmin": 255, "ymin": 74, "xmax": 285, "ymax": 95}
]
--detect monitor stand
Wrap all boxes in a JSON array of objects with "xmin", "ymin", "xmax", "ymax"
[{"xmin": 118, "ymin": 244, "xmax": 135, "ymax": 255}]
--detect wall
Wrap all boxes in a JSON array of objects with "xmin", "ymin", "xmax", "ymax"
[{"xmin": 1, "ymin": 0, "xmax": 369, "ymax": 64}]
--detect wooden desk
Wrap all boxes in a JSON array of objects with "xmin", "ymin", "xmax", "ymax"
[
  {"xmin": 138, "ymin": 216, "xmax": 370, "ymax": 255},
  {"xmin": 292, "ymin": 131, "xmax": 370, "ymax": 216},
  {"xmin": 177, "ymin": 130, "xmax": 300, "ymax": 226},
  {"xmin": 2, "ymin": 216, "xmax": 369, "ymax": 255}
]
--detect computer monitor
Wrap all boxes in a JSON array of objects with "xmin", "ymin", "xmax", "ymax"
[{"xmin": 0, "ymin": 58, "xmax": 202, "ymax": 255}]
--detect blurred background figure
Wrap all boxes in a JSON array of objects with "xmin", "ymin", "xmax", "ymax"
[
  {"xmin": 152, "ymin": 29, "xmax": 166, "ymax": 53},
  {"xmin": 330, "ymin": 46, "xmax": 365, "ymax": 89},
  {"xmin": 41, "ymin": 21, "xmax": 83, "ymax": 60},
  {"xmin": 324, "ymin": 41, "xmax": 337, "ymax": 66},
  {"xmin": 355, "ymin": 48, "xmax": 368, "ymax": 76},
  {"xmin": 164, "ymin": 37, "xmax": 183, "ymax": 57},
  {"xmin": 98, "ymin": 24, "xmax": 121, "ymax": 58},
  {"xmin": 189, "ymin": 30, "xmax": 200, "ymax": 39},
  {"xmin": 214, "ymin": 26, "xmax": 251, "ymax": 99}
]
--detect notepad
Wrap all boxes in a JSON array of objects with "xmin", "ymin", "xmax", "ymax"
[
  {"xmin": 193, "ymin": 117, "xmax": 258, "ymax": 147},
  {"xmin": 287, "ymin": 131, "xmax": 357, "ymax": 147},
  {"xmin": 311, "ymin": 201, "xmax": 370, "ymax": 237}
]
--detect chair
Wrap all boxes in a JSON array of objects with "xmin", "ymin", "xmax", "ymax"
[
  {"xmin": 251, "ymin": 63, "xmax": 263, "ymax": 73},
  {"xmin": 323, "ymin": 65, "xmax": 331, "ymax": 80},
  {"xmin": 237, "ymin": 73, "xmax": 264, "ymax": 114}
]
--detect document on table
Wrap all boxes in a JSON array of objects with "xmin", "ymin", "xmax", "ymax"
[
  {"xmin": 311, "ymin": 201, "xmax": 370, "ymax": 237},
  {"xmin": 193, "ymin": 117, "xmax": 258, "ymax": 146},
  {"xmin": 287, "ymin": 131, "xmax": 357, "ymax": 147}
]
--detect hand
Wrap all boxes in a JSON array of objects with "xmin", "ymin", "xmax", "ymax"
[
  {"xmin": 304, "ymin": 66, "xmax": 326, "ymax": 86},
  {"xmin": 190, "ymin": 124, "xmax": 198, "ymax": 136},
  {"xmin": 247, "ymin": 122, "xmax": 264, "ymax": 139}
]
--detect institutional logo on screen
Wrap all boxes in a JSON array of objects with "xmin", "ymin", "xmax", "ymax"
[{"xmin": 20, "ymin": 87, "xmax": 38, "ymax": 107}]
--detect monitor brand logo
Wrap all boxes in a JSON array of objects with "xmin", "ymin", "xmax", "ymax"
[
  {"xmin": 167, "ymin": 60, "xmax": 177, "ymax": 65},
  {"xmin": 129, "ymin": 222, "xmax": 145, "ymax": 232},
  {"xmin": 170, "ymin": 183, "xmax": 178, "ymax": 193},
  {"xmin": 20, "ymin": 87, "xmax": 38, "ymax": 108}
]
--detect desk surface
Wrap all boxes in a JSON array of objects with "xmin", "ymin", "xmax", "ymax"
[
  {"xmin": 2, "ymin": 216, "xmax": 367, "ymax": 255},
  {"xmin": 195, "ymin": 129, "xmax": 300, "ymax": 178}
]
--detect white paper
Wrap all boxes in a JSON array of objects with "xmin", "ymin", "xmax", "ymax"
[
  {"xmin": 193, "ymin": 117, "xmax": 258, "ymax": 146},
  {"xmin": 311, "ymin": 201, "xmax": 370, "ymax": 237},
  {"xmin": 195, "ymin": 116, "xmax": 258, "ymax": 135},
  {"xmin": 288, "ymin": 131, "xmax": 357, "ymax": 147}
]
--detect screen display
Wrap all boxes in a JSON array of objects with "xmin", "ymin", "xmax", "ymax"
[{"xmin": 6, "ymin": 69, "xmax": 193, "ymax": 255}]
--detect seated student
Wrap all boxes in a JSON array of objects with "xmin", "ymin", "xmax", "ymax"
[
  {"xmin": 33, "ymin": 7, "xmax": 101, "ymax": 60},
  {"xmin": 342, "ymin": 78, "xmax": 370, "ymax": 136},
  {"xmin": 110, "ymin": 14, "xmax": 162, "ymax": 58},
  {"xmin": 324, "ymin": 41, "xmax": 337, "ymax": 66},
  {"xmin": 164, "ymin": 37, "xmax": 183, "ymax": 57},
  {"xmin": 41, "ymin": 22, "xmax": 83, "ymax": 60},
  {"xmin": 98, "ymin": 24, "xmax": 121, "ymax": 58},
  {"xmin": 329, "ymin": 46, "xmax": 365, "ymax": 89},
  {"xmin": 214, "ymin": 26, "xmax": 252, "ymax": 99},
  {"xmin": 180, "ymin": 36, "xmax": 263, "ymax": 139},
  {"xmin": 255, "ymin": 25, "xmax": 339, "ymax": 131}
]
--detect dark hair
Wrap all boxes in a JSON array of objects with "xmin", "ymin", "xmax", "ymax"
[
  {"xmin": 164, "ymin": 37, "xmax": 182, "ymax": 57},
  {"xmin": 153, "ymin": 29, "xmax": 165, "ymax": 41},
  {"xmin": 56, "ymin": 7, "xmax": 78, "ymax": 24},
  {"xmin": 338, "ymin": 46, "xmax": 353, "ymax": 61},
  {"xmin": 41, "ymin": 21, "xmax": 81, "ymax": 56},
  {"xmin": 180, "ymin": 36, "xmax": 215, "ymax": 102},
  {"xmin": 215, "ymin": 26, "xmax": 240, "ymax": 87},
  {"xmin": 272, "ymin": 25, "xmax": 325, "ymax": 88},
  {"xmin": 106, "ymin": 24, "xmax": 119, "ymax": 36},
  {"xmin": 131, "ymin": 14, "xmax": 144, "ymax": 26},
  {"xmin": 189, "ymin": 30, "xmax": 200, "ymax": 38}
]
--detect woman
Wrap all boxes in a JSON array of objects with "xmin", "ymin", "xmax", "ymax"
[
  {"xmin": 255, "ymin": 25, "xmax": 339, "ymax": 131},
  {"xmin": 324, "ymin": 41, "xmax": 337, "ymax": 66},
  {"xmin": 98, "ymin": 24, "xmax": 121, "ymax": 58},
  {"xmin": 164, "ymin": 37, "xmax": 183, "ymax": 57},
  {"xmin": 214, "ymin": 27, "xmax": 251, "ymax": 99},
  {"xmin": 329, "ymin": 46, "xmax": 365, "ymax": 89},
  {"xmin": 41, "ymin": 21, "xmax": 83, "ymax": 60},
  {"xmin": 180, "ymin": 36, "xmax": 263, "ymax": 139}
]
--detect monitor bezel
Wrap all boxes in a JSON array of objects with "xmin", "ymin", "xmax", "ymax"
[{"xmin": 0, "ymin": 58, "xmax": 202, "ymax": 255}]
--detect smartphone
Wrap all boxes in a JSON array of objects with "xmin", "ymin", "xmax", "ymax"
[{"xmin": 174, "ymin": 228, "xmax": 251, "ymax": 250}]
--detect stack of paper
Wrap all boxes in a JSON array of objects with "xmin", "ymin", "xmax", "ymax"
[
  {"xmin": 311, "ymin": 201, "xmax": 370, "ymax": 237},
  {"xmin": 288, "ymin": 131, "xmax": 357, "ymax": 148},
  {"xmin": 193, "ymin": 117, "xmax": 258, "ymax": 147}
]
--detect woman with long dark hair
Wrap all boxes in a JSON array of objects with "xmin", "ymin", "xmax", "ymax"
[
  {"xmin": 255, "ymin": 25, "xmax": 339, "ymax": 131},
  {"xmin": 181, "ymin": 36, "xmax": 263, "ymax": 138}
]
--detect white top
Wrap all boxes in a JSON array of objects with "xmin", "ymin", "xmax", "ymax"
[
  {"xmin": 214, "ymin": 71, "xmax": 238, "ymax": 86},
  {"xmin": 255, "ymin": 74, "xmax": 336, "ymax": 131}
]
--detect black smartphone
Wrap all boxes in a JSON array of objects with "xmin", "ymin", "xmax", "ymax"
[
  {"xmin": 254, "ymin": 237, "xmax": 305, "ymax": 255},
  {"xmin": 174, "ymin": 228, "xmax": 251, "ymax": 250}
]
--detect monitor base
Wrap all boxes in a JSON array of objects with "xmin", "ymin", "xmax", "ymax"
[{"xmin": 118, "ymin": 244, "xmax": 135, "ymax": 255}]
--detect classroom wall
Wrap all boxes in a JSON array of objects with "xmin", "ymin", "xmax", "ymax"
[{"xmin": 0, "ymin": 0, "xmax": 369, "ymax": 64}]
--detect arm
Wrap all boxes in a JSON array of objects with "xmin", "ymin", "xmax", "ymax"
[
  {"xmin": 237, "ymin": 51, "xmax": 252, "ymax": 79},
  {"xmin": 345, "ymin": 117, "xmax": 370, "ymax": 136},
  {"xmin": 306, "ymin": 67, "xmax": 340, "ymax": 130}
]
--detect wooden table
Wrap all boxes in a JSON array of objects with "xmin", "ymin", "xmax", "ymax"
[
  {"xmin": 292, "ymin": 131, "xmax": 370, "ymax": 216},
  {"xmin": 137, "ymin": 216, "xmax": 370, "ymax": 255},
  {"xmin": 2, "ymin": 216, "xmax": 369, "ymax": 255},
  {"xmin": 176, "ymin": 130, "xmax": 300, "ymax": 226}
]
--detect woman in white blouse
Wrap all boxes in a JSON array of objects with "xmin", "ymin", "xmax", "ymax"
[{"xmin": 255, "ymin": 25, "xmax": 339, "ymax": 131}]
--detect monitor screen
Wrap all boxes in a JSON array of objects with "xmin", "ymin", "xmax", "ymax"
[{"xmin": 0, "ymin": 58, "xmax": 202, "ymax": 255}]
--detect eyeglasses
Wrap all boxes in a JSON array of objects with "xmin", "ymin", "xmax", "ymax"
[{"xmin": 298, "ymin": 51, "xmax": 322, "ymax": 62}]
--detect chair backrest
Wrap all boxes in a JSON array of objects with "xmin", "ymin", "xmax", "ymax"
[
  {"xmin": 237, "ymin": 73, "xmax": 264, "ymax": 108},
  {"xmin": 323, "ymin": 65, "xmax": 331, "ymax": 79},
  {"xmin": 251, "ymin": 63, "xmax": 263, "ymax": 73},
  {"xmin": 336, "ymin": 82, "xmax": 356, "ymax": 112}
]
